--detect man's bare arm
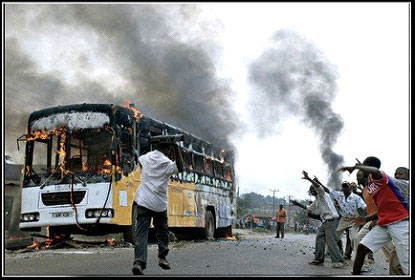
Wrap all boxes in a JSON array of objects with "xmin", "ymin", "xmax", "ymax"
[
  {"xmin": 174, "ymin": 145, "xmax": 184, "ymax": 173},
  {"xmin": 338, "ymin": 161, "xmax": 383, "ymax": 180},
  {"xmin": 290, "ymin": 199, "xmax": 308, "ymax": 210},
  {"xmin": 312, "ymin": 176, "xmax": 331, "ymax": 194},
  {"xmin": 301, "ymin": 171, "xmax": 319, "ymax": 188}
]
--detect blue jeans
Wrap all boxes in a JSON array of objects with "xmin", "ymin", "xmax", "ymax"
[
  {"xmin": 134, "ymin": 205, "xmax": 169, "ymax": 269},
  {"xmin": 314, "ymin": 218, "xmax": 345, "ymax": 263}
]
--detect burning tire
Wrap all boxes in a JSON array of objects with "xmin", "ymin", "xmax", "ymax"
[
  {"xmin": 203, "ymin": 210, "xmax": 215, "ymax": 240},
  {"xmin": 123, "ymin": 204, "xmax": 138, "ymax": 245}
]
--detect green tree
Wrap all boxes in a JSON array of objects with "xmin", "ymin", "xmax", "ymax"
[{"xmin": 236, "ymin": 195, "xmax": 252, "ymax": 218}]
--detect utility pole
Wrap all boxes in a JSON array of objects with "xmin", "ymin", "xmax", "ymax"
[
  {"xmin": 269, "ymin": 189, "xmax": 279, "ymax": 218},
  {"xmin": 287, "ymin": 195, "xmax": 292, "ymax": 227}
]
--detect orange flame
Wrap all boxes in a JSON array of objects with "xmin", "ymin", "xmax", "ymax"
[
  {"xmin": 27, "ymin": 127, "xmax": 72, "ymax": 178},
  {"xmin": 57, "ymin": 130, "xmax": 69, "ymax": 177},
  {"xmin": 122, "ymin": 99, "xmax": 142, "ymax": 121},
  {"xmin": 27, "ymin": 239, "xmax": 41, "ymax": 251},
  {"xmin": 27, "ymin": 129, "xmax": 50, "ymax": 141},
  {"xmin": 82, "ymin": 162, "xmax": 88, "ymax": 172},
  {"xmin": 106, "ymin": 238, "xmax": 116, "ymax": 246},
  {"xmin": 98, "ymin": 159, "xmax": 112, "ymax": 175}
]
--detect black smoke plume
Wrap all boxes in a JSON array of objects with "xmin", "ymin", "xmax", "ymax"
[
  {"xmin": 4, "ymin": 4, "xmax": 237, "ymax": 163},
  {"xmin": 248, "ymin": 29, "xmax": 344, "ymax": 188}
]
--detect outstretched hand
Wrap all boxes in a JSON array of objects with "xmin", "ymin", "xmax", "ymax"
[
  {"xmin": 338, "ymin": 166, "xmax": 355, "ymax": 174},
  {"xmin": 350, "ymin": 217, "xmax": 366, "ymax": 226},
  {"xmin": 302, "ymin": 170, "xmax": 310, "ymax": 180}
]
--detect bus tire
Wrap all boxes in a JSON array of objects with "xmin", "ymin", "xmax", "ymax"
[
  {"xmin": 123, "ymin": 204, "xmax": 138, "ymax": 245},
  {"xmin": 204, "ymin": 210, "xmax": 215, "ymax": 240}
]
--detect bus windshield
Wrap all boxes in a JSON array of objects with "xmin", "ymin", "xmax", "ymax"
[{"xmin": 23, "ymin": 128, "xmax": 112, "ymax": 188}]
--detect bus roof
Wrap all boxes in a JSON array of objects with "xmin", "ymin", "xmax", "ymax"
[{"xmin": 28, "ymin": 103, "xmax": 233, "ymax": 161}]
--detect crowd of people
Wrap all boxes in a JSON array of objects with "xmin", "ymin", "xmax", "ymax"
[{"xmin": 291, "ymin": 156, "xmax": 409, "ymax": 275}]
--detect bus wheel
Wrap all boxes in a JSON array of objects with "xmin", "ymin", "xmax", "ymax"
[
  {"xmin": 204, "ymin": 210, "xmax": 215, "ymax": 240},
  {"xmin": 123, "ymin": 204, "xmax": 138, "ymax": 245}
]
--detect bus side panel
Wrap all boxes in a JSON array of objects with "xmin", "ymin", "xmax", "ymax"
[
  {"xmin": 195, "ymin": 182, "xmax": 234, "ymax": 229},
  {"xmin": 110, "ymin": 166, "xmax": 141, "ymax": 225},
  {"xmin": 167, "ymin": 181, "xmax": 196, "ymax": 227}
]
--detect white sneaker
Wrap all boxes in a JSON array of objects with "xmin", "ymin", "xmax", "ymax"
[{"xmin": 332, "ymin": 262, "xmax": 348, "ymax": 268}]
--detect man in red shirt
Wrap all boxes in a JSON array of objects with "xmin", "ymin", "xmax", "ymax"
[{"xmin": 339, "ymin": 156, "xmax": 409, "ymax": 275}]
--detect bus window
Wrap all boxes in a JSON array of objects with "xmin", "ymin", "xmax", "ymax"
[
  {"xmin": 205, "ymin": 158, "xmax": 214, "ymax": 175},
  {"xmin": 214, "ymin": 161, "xmax": 224, "ymax": 178},
  {"xmin": 194, "ymin": 153, "xmax": 204, "ymax": 172},
  {"xmin": 224, "ymin": 164, "xmax": 233, "ymax": 182},
  {"xmin": 182, "ymin": 150, "xmax": 193, "ymax": 171}
]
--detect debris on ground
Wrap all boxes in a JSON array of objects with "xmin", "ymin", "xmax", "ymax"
[{"xmin": 8, "ymin": 233, "xmax": 132, "ymax": 253}]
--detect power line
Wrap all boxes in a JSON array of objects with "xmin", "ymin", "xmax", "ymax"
[{"xmin": 269, "ymin": 189, "xmax": 279, "ymax": 217}]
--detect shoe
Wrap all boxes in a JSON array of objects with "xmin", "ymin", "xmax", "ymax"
[
  {"xmin": 332, "ymin": 262, "xmax": 348, "ymax": 268},
  {"xmin": 132, "ymin": 262, "xmax": 144, "ymax": 275},
  {"xmin": 308, "ymin": 260, "xmax": 324, "ymax": 266},
  {"xmin": 275, "ymin": 236, "xmax": 279, "ymax": 238},
  {"xmin": 159, "ymin": 258, "xmax": 171, "ymax": 270}
]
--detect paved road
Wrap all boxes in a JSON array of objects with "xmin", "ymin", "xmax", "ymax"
[{"xmin": 4, "ymin": 229, "xmax": 391, "ymax": 276}]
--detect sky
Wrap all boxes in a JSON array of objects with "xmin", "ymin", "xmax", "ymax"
[{"xmin": 3, "ymin": 3, "xmax": 410, "ymax": 200}]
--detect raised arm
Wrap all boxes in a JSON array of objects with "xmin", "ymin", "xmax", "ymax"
[
  {"xmin": 301, "ymin": 171, "xmax": 318, "ymax": 187},
  {"xmin": 290, "ymin": 199, "xmax": 308, "ymax": 210},
  {"xmin": 312, "ymin": 176, "xmax": 331, "ymax": 194},
  {"xmin": 338, "ymin": 161, "xmax": 383, "ymax": 180},
  {"xmin": 173, "ymin": 144, "xmax": 184, "ymax": 173}
]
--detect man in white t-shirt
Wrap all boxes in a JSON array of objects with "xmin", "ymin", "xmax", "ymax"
[{"xmin": 132, "ymin": 138, "xmax": 184, "ymax": 275}]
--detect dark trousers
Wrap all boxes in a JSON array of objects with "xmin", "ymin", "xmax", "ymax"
[
  {"xmin": 276, "ymin": 222, "xmax": 285, "ymax": 238},
  {"xmin": 344, "ymin": 228, "xmax": 352, "ymax": 258},
  {"xmin": 134, "ymin": 205, "xmax": 169, "ymax": 269},
  {"xmin": 314, "ymin": 219, "xmax": 344, "ymax": 263}
]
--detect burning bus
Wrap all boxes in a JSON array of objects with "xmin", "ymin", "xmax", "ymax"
[{"xmin": 18, "ymin": 103, "xmax": 236, "ymax": 242}]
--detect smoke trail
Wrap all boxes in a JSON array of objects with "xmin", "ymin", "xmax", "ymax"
[
  {"xmin": 4, "ymin": 4, "xmax": 237, "ymax": 165},
  {"xmin": 248, "ymin": 29, "xmax": 344, "ymax": 188}
]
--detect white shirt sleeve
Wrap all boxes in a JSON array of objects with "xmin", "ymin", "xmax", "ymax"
[
  {"xmin": 307, "ymin": 200, "xmax": 317, "ymax": 212},
  {"xmin": 356, "ymin": 195, "xmax": 367, "ymax": 210},
  {"xmin": 166, "ymin": 161, "xmax": 179, "ymax": 175},
  {"xmin": 330, "ymin": 191, "xmax": 340, "ymax": 201}
]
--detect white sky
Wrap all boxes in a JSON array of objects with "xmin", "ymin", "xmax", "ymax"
[
  {"xmin": 4, "ymin": 3, "xmax": 410, "ymax": 201},
  {"xmin": 201, "ymin": 3, "xmax": 410, "ymax": 200}
]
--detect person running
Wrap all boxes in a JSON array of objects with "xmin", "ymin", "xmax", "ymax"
[{"xmin": 132, "ymin": 137, "xmax": 184, "ymax": 275}]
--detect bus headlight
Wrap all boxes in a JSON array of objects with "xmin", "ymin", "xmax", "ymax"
[
  {"xmin": 85, "ymin": 209, "xmax": 114, "ymax": 218},
  {"xmin": 20, "ymin": 212, "xmax": 40, "ymax": 222}
]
